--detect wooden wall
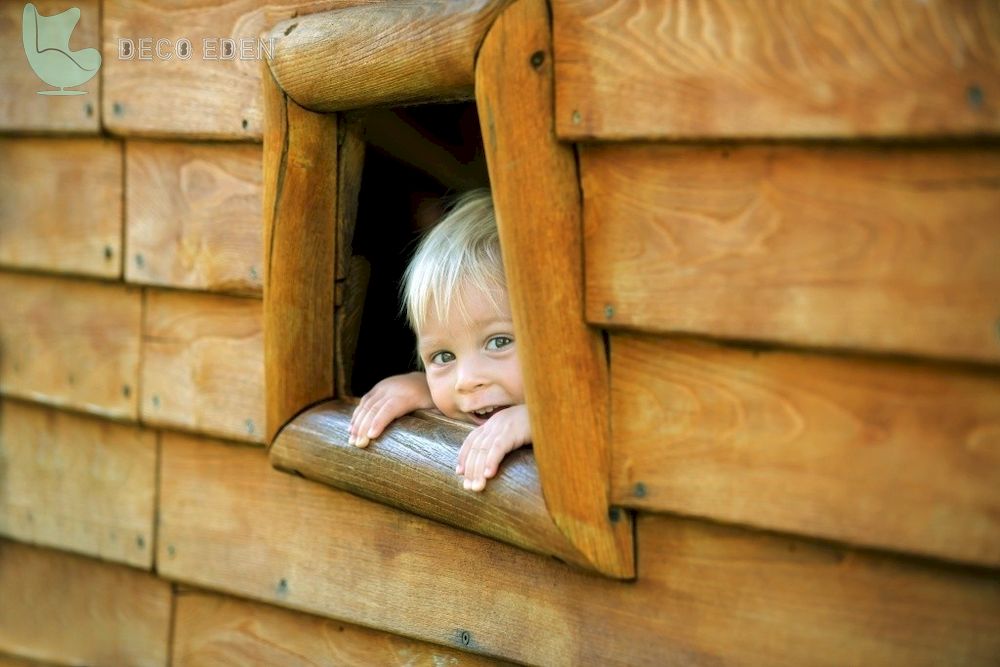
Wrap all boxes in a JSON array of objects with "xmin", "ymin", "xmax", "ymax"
[{"xmin": 2, "ymin": 0, "xmax": 998, "ymax": 665}]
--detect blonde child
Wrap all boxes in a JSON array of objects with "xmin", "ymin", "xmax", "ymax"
[{"xmin": 348, "ymin": 189, "xmax": 530, "ymax": 491}]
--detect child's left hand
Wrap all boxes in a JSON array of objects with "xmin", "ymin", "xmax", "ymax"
[{"xmin": 456, "ymin": 404, "xmax": 531, "ymax": 492}]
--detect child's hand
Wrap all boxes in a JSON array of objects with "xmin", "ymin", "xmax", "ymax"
[
  {"xmin": 349, "ymin": 372, "xmax": 434, "ymax": 447},
  {"xmin": 456, "ymin": 404, "xmax": 531, "ymax": 491}
]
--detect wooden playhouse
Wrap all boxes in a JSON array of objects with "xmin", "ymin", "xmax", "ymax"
[{"xmin": 1, "ymin": 0, "xmax": 999, "ymax": 664}]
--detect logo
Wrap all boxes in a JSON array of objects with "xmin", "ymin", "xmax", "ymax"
[{"xmin": 22, "ymin": 3, "xmax": 101, "ymax": 95}]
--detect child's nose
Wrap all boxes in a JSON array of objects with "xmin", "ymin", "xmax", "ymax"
[{"xmin": 455, "ymin": 358, "xmax": 487, "ymax": 392}]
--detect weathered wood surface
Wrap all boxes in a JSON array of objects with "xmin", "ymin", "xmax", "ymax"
[
  {"xmin": 583, "ymin": 143, "xmax": 1000, "ymax": 365},
  {"xmin": 0, "ymin": 273, "xmax": 141, "ymax": 419},
  {"xmin": 0, "ymin": 652, "xmax": 59, "ymax": 667},
  {"xmin": 611, "ymin": 335, "xmax": 1000, "ymax": 568},
  {"xmin": 476, "ymin": 0, "xmax": 633, "ymax": 578},
  {"xmin": 272, "ymin": 400, "xmax": 596, "ymax": 570},
  {"xmin": 101, "ymin": 0, "xmax": 368, "ymax": 139},
  {"xmin": 266, "ymin": 0, "xmax": 512, "ymax": 113},
  {"xmin": 0, "ymin": 540, "xmax": 171, "ymax": 667},
  {"xmin": 160, "ymin": 432, "xmax": 1000, "ymax": 666},
  {"xmin": 125, "ymin": 140, "xmax": 263, "ymax": 294},
  {"xmin": 553, "ymin": 0, "xmax": 1000, "ymax": 140},
  {"xmin": 0, "ymin": 138, "xmax": 121, "ymax": 277},
  {"xmin": 0, "ymin": 0, "xmax": 100, "ymax": 133},
  {"xmin": 262, "ymin": 64, "xmax": 338, "ymax": 443},
  {"xmin": 172, "ymin": 588, "xmax": 506, "ymax": 666},
  {"xmin": 0, "ymin": 400, "xmax": 157, "ymax": 568},
  {"xmin": 335, "ymin": 256, "xmax": 369, "ymax": 398},
  {"xmin": 141, "ymin": 289, "xmax": 264, "ymax": 443}
]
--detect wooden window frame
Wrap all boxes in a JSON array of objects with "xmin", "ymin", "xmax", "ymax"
[{"xmin": 261, "ymin": 0, "xmax": 634, "ymax": 578}]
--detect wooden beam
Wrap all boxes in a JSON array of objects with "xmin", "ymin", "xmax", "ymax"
[
  {"xmin": 611, "ymin": 335, "xmax": 1000, "ymax": 568},
  {"xmin": 125, "ymin": 141, "xmax": 263, "ymax": 295},
  {"xmin": 265, "ymin": 0, "xmax": 512, "ymax": 112},
  {"xmin": 262, "ymin": 63, "xmax": 338, "ymax": 444},
  {"xmin": 141, "ymin": 289, "xmax": 264, "ymax": 444},
  {"xmin": 159, "ymin": 434, "xmax": 1000, "ymax": 665},
  {"xmin": 0, "ymin": 400, "xmax": 157, "ymax": 569},
  {"xmin": 475, "ymin": 0, "xmax": 634, "ymax": 578},
  {"xmin": 0, "ymin": 541, "xmax": 171, "ymax": 666},
  {"xmin": 583, "ymin": 143, "xmax": 1000, "ymax": 365},
  {"xmin": 172, "ymin": 588, "xmax": 501, "ymax": 665},
  {"xmin": 271, "ymin": 400, "xmax": 597, "ymax": 571},
  {"xmin": 0, "ymin": 138, "xmax": 121, "ymax": 278},
  {"xmin": 553, "ymin": 0, "xmax": 1000, "ymax": 140}
]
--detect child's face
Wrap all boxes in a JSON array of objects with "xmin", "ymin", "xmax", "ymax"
[{"xmin": 417, "ymin": 287, "xmax": 524, "ymax": 426}]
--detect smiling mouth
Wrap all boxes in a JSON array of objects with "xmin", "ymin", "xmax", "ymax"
[{"xmin": 468, "ymin": 405, "xmax": 511, "ymax": 425}]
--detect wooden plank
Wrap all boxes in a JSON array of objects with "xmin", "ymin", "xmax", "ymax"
[
  {"xmin": 610, "ymin": 335, "xmax": 1000, "ymax": 568},
  {"xmin": 476, "ymin": 0, "xmax": 633, "ymax": 578},
  {"xmin": 0, "ymin": 138, "xmax": 121, "ymax": 278},
  {"xmin": 583, "ymin": 143, "xmax": 1000, "ymax": 365},
  {"xmin": 125, "ymin": 141, "xmax": 263, "ymax": 294},
  {"xmin": 0, "ymin": 273, "xmax": 141, "ymax": 419},
  {"xmin": 271, "ymin": 400, "xmax": 596, "ymax": 571},
  {"xmin": 0, "ymin": 0, "xmax": 100, "ymax": 133},
  {"xmin": 0, "ymin": 540, "xmax": 171, "ymax": 667},
  {"xmin": 142, "ymin": 289, "xmax": 264, "ymax": 443},
  {"xmin": 266, "ymin": 0, "xmax": 512, "ymax": 113},
  {"xmin": 334, "ymin": 116, "xmax": 366, "ymax": 396},
  {"xmin": 0, "ymin": 400, "xmax": 157, "ymax": 568},
  {"xmin": 552, "ymin": 0, "xmax": 1000, "ymax": 140},
  {"xmin": 159, "ymin": 432, "xmax": 1000, "ymax": 666},
  {"xmin": 173, "ymin": 588, "xmax": 505, "ymax": 665},
  {"xmin": 101, "ymin": 0, "xmax": 371, "ymax": 139},
  {"xmin": 262, "ymin": 64, "xmax": 337, "ymax": 443}
]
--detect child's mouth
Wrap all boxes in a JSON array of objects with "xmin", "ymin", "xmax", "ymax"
[{"xmin": 468, "ymin": 405, "xmax": 510, "ymax": 425}]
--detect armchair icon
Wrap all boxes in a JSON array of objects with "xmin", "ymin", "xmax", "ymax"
[{"xmin": 22, "ymin": 3, "xmax": 101, "ymax": 95}]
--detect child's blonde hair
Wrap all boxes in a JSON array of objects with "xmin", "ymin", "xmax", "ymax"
[{"xmin": 402, "ymin": 188, "xmax": 507, "ymax": 335}]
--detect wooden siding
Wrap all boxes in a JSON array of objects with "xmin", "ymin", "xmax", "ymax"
[
  {"xmin": 610, "ymin": 335, "xmax": 1000, "ymax": 568},
  {"xmin": 583, "ymin": 143, "xmax": 1000, "ymax": 365},
  {"xmin": 159, "ymin": 431, "xmax": 1000, "ymax": 666},
  {"xmin": 0, "ymin": 0, "xmax": 101, "ymax": 133},
  {"xmin": 553, "ymin": 0, "xmax": 1000, "ymax": 140},
  {"xmin": 0, "ymin": 400, "xmax": 157, "ymax": 568},
  {"xmin": 0, "ymin": 138, "xmax": 122, "ymax": 278},
  {"xmin": 172, "ymin": 588, "xmax": 506, "ymax": 666},
  {"xmin": 141, "ymin": 289, "xmax": 264, "ymax": 444},
  {"xmin": 0, "ymin": 272, "xmax": 141, "ymax": 419},
  {"xmin": 0, "ymin": 541, "xmax": 171, "ymax": 667},
  {"xmin": 101, "ymin": 0, "xmax": 371, "ymax": 139},
  {"xmin": 125, "ymin": 141, "xmax": 263, "ymax": 294}
]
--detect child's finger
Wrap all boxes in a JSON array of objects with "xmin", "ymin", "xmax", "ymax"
[
  {"xmin": 352, "ymin": 397, "xmax": 384, "ymax": 447},
  {"xmin": 482, "ymin": 445, "xmax": 507, "ymax": 479},
  {"xmin": 456, "ymin": 430, "xmax": 477, "ymax": 475},
  {"xmin": 366, "ymin": 399, "xmax": 405, "ymax": 440},
  {"xmin": 463, "ymin": 444, "xmax": 489, "ymax": 492}
]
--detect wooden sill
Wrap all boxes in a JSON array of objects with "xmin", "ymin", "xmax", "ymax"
[{"xmin": 270, "ymin": 400, "xmax": 602, "ymax": 572}]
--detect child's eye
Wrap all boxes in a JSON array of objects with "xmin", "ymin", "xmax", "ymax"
[
  {"xmin": 430, "ymin": 350, "xmax": 455, "ymax": 364},
  {"xmin": 486, "ymin": 335, "xmax": 513, "ymax": 351}
]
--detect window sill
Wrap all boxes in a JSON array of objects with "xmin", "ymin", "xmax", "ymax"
[{"xmin": 269, "ymin": 399, "xmax": 598, "ymax": 571}]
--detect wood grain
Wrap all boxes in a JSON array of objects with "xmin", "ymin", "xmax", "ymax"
[
  {"xmin": 266, "ymin": 0, "xmax": 512, "ymax": 113},
  {"xmin": 553, "ymin": 0, "xmax": 1000, "ymax": 140},
  {"xmin": 476, "ymin": 0, "xmax": 633, "ymax": 578},
  {"xmin": 0, "ymin": 540, "xmax": 171, "ymax": 667},
  {"xmin": 0, "ymin": 0, "xmax": 100, "ymax": 133},
  {"xmin": 0, "ymin": 138, "xmax": 121, "ymax": 278},
  {"xmin": 172, "ymin": 588, "xmax": 506, "ymax": 666},
  {"xmin": 0, "ymin": 272, "xmax": 141, "ymax": 419},
  {"xmin": 125, "ymin": 140, "xmax": 263, "ymax": 294},
  {"xmin": 159, "ymin": 432, "xmax": 1000, "ymax": 666},
  {"xmin": 141, "ymin": 289, "xmax": 264, "ymax": 443},
  {"xmin": 271, "ymin": 399, "xmax": 595, "ymax": 570},
  {"xmin": 610, "ymin": 335, "xmax": 1000, "ymax": 568},
  {"xmin": 262, "ymin": 64, "xmax": 338, "ymax": 443},
  {"xmin": 583, "ymin": 143, "xmax": 1000, "ymax": 365},
  {"xmin": 334, "ymin": 117, "xmax": 366, "ymax": 397},
  {"xmin": 101, "ymin": 0, "xmax": 370, "ymax": 139},
  {"xmin": 0, "ymin": 399, "xmax": 157, "ymax": 568}
]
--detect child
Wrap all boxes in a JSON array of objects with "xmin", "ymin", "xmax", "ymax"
[{"xmin": 348, "ymin": 189, "xmax": 531, "ymax": 491}]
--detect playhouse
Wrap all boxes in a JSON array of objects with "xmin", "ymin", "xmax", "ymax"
[{"xmin": 1, "ymin": 0, "xmax": 999, "ymax": 664}]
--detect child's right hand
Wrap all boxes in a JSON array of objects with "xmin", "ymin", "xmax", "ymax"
[{"xmin": 349, "ymin": 372, "xmax": 434, "ymax": 447}]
